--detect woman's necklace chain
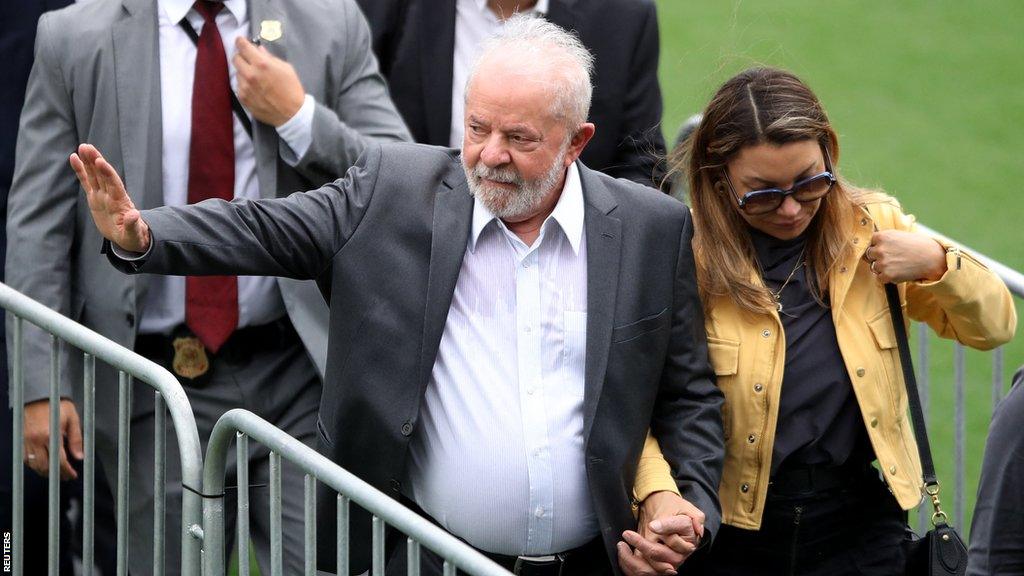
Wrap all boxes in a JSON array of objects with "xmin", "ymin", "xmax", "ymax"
[{"xmin": 768, "ymin": 249, "xmax": 806, "ymax": 314}]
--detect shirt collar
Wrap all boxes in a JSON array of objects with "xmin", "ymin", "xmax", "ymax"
[
  {"xmin": 469, "ymin": 162, "xmax": 584, "ymax": 255},
  {"xmin": 161, "ymin": 0, "xmax": 247, "ymax": 27},
  {"xmin": 472, "ymin": 0, "xmax": 550, "ymax": 17}
]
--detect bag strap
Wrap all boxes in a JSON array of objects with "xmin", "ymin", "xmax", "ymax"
[
  {"xmin": 884, "ymin": 282, "xmax": 950, "ymax": 526},
  {"xmin": 178, "ymin": 19, "xmax": 255, "ymax": 140}
]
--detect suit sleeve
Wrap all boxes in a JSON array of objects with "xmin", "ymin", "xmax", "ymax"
[
  {"xmin": 287, "ymin": 0, "xmax": 411, "ymax": 185},
  {"xmin": 602, "ymin": 1, "xmax": 667, "ymax": 190},
  {"xmin": 649, "ymin": 209, "xmax": 725, "ymax": 541},
  {"xmin": 114, "ymin": 145, "xmax": 385, "ymax": 281},
  {"xmin": 4, "ymin": 12, "xmax": 79, "ymax": 404}
]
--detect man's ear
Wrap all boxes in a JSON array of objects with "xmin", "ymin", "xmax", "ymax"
[{"xmin": 564, "ymin": 123, "xmax": 596, "ymax": 167}]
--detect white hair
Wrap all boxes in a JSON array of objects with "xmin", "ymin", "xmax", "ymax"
[{"xmin": 466, "ymin": 14, "xmax": 595, "ymax": 129}]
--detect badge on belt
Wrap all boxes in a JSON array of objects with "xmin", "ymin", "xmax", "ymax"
[{"xmin": 173, "ymin": 336, "xmax": 210, "ymax": 379}]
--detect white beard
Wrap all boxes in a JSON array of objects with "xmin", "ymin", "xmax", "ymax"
[{"xmin": 463, "ymin": 146, "xmax": 569, "ymax": 221}]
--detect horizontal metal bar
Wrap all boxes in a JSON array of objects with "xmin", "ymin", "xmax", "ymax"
[
  {"xmin": 204, "ymin": 409, "xmax": 511, "ymax": 576},
  {"xmin": 916, "ymin": 224, "xmax": 1024, "ymax": 298}
]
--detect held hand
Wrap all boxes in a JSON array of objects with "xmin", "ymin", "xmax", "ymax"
[
  {"xmin": 24, "ymin": 398, "xmax": 84, "ymax": 481},
  {"xmin": 233, "ymin": 37, "xmax": 305, "ymax": 127},
  {"xmin": 618, "ymin": 491, "xmax": 704, "ymax": 576},
  {"xmin": 70, "ymin": 143, "xmax": 151, "ymax": 253},
  {"xmin": 865, "ymin": 230, "xmax": 947, "ymax": 283}
]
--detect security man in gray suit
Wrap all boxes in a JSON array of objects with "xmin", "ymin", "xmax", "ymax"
[
  {"xmin": 5, "ymin": 0, "xmax": 410, "ymax": 573},
  {"xmin": 73, "ymin": 16, "xmax": 723, "ymax": 576}
]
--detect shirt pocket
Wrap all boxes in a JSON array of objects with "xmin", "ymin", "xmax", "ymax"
[
  {"xmin": 562, "ymin": 310, "xmax": 588, "ymax": 397},
  {"xmin": 707, "ymin": 336, "xmax": 740, "ymax": 441}
]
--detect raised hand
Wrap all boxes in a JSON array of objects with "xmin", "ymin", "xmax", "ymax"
[
  {"xmin": 70, "ymin": 143, "xmax": 151, "ymax": 253},
  {"xmin": 233, "ymin": 37, "xmax": 305, "ymax": 127},
  {"xmin": 864, "ymin": 229, "xmax": 947, "ymax": 283}
]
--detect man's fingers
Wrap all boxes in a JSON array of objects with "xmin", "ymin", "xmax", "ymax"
[
  {"xmin": 25, "ymin": 445, "xmax": 50, "ymax": 478},
  {"xmin": 70, "ymin": 154, "xmax": 93, "ymax": 194},
  {"xmin": 623, "ymin": 530, "xmax": 684, "ymax": 567},
  {"xmin": 65, "ymin": 407, "xmax": 84, "ymax": 461},
  {"xmin": 617, "ymin": 542, "xmax": 659, "ymax": 576},
  {"xmin": 234, "ymin": 36, "xmax": 263, "ymax": 65},
  {"xmin": 57, "ymin": 446, "xmax": 78, "ymax": 481}
]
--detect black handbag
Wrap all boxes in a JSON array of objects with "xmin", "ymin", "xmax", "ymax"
[{"xmin": 885, "ymin": 282, "xmax": 969, "ymax": 576}]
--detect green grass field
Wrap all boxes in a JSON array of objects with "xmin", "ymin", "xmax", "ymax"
[
  {"xmin": 655, "ymin": 0, "xmax": 1023, "ymax": 532},
  {"xmin": 234, "ymin": 3, "xmax": 1022, "ymax": 572}
]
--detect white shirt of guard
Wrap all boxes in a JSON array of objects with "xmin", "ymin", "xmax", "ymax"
[
  {"xmin": 141, "ymin": 0, "xmax": 316, "ymax": 335},
  {"xmin": 449, "ymin": 0, "xmax": 550, "ymax": 148},
  {"xmin": 407, "ymin": 163, "xmax": 598, "ymax": 555}
]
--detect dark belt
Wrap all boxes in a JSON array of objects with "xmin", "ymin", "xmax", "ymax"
[
  {"xmin": 768, "ymin": 459, "xmax": 876, "ymax": 497},
  {"xmin": 135, "ymin": 317, "xmax": 296, "ymax": 374},
  {"xmin": 481, "ymin": 536, "xmax": 606, "ymax": 576}
]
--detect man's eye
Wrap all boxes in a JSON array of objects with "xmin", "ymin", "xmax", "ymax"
[{"xmin": 470, "ymin": 125, "xmax": 486, "ymax": 135}]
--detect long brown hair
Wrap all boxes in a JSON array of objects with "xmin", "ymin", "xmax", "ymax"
[{"xmin": 672, "ymin": 67, "xmax": 879, "ymax": 315}]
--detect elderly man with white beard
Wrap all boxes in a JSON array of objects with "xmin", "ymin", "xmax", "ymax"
[{"xmin": 70, "ymin": 14, "xmax": 723, "ymax": 576}]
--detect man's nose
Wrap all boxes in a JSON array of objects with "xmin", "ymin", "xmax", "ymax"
[{"xmin": 479, "ymin": 136, "xmax": 511, "ymax": 168}]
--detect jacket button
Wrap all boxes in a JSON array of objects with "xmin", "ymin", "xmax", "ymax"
[
  {"xmin": 761, "ymin": 329, "xmax": 771, "ymax": 338},
  {"xmin": 401, "ymin": 421, "xmax": 414, "ymax": 436},
  {"xmin": 856, "ymin": 367, "xmax": 866, "ymax": 377},
  {"xmin": 389, "ymin": 478, "xmax": 401, "ymax": 492},
  {"xmin": 126, "ymin": 313, "xmax": 135, "ymax": 326},
  {"xmin": 889, "ymin": 465, "xmax": 897, "ymax": 475},
  {"xmin": 840, "ymin": 266, "xmax": 848, "ymax": 273},
  {"xmin": 870, "ymin": 418, "xmax": 879, "ymax": 428},
  {"xmin": 861, "ymin": 218, "xmax": 869, "ymax": 226},
  {"xmin": 747, "ymin": 434, "xmax": 756, "ymax": 444},
  {"xmin": 853, "ymin": 238, "xmax": 860, "ymax": 245},
  {"xmin": 740, "ymin": 483, "xmax": 750, "ymax": 493},
  {"xmin": 753, "ymin": 383, "xmax": 764, "ymax": 393}
]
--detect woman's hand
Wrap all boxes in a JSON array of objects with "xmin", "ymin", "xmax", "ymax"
[
  {"xmin": 865, "ymin": 230, "xmax": 946, "ymax": 283},
  {"xmin": 618, "ymin": 491, "xmax": 704, "ymax": 576}
]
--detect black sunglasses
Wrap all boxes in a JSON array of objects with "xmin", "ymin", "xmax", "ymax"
[{"xmin": 723, "ymin": 147, "xmax": 837, "ymax": 215}]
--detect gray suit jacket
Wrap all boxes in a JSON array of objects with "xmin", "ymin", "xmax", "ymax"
[
  {"xmin": 115, "ymin": 143, "xmax": 725, "ymax": 574},
  {"xmin": 5, "ymin": 0, "xmax": 410, "ymax": 420}
]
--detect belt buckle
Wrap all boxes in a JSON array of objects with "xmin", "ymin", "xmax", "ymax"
[{"xmin": 513, "ymin": 554, "xmax": 564, "ymax": 576}]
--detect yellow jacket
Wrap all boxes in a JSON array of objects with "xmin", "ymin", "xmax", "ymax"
[{"xmin": 635, "ymin": 198, "xmax": 1017, "ymax": 530}]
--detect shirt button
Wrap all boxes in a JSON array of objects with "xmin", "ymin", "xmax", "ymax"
[
  {"xmin": 527, "ymin": 387, "xmax": 535, "ymax": 395},
  {"xmin": 856, "ymin": 367, "xmax": 866, "ymax": 377},
  {"xmin": 870, "ymin": 418, "xmax": 879, "ymax": 428},
  {"xmin": 753, "ymin": 383, "xmax": 764, "ymax": 393},
  {"xmin": 524, "ymin": 326, "xmax": 532, "ymax": 333},
  {"xmin": 535, "ymin": 506, "xmax": 545, "ymax": 518},
  {"xmin": 740, "ymin": 483, "xmax": 750, "ymax": 493},
  {"xmin": 522, "ymin": 261, "xmax": 530, "ymax": 269},
  {"xmin": 401, "ymin": 421, "xmax": 414, "ymax": 436},
  {"xmin": 761, "ymin": 329, "xmax": 771, "ymax": 338},
  {"xmin": 747, "ymin": 434, "xmax": 756, "ymax": 444}
]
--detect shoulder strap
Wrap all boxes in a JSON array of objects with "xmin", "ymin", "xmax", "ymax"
[
  {"xmin": 178, "ymin": 19, "xmax": 254, "ymax": 139},
  {"xmin": 884, "ymin": 282, "xmax": 937, "ymax": 486}
]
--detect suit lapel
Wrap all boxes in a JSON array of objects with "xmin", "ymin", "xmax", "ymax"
[
  {"xmin": 113, "ymin": 0, "xmax": 162, "ymax": 211},
  {"xmin": 417, "ymin": 157, "xmax": 474, "ymax": 391},
  {"xmin": 580, "ymin": 166, "xmax": 621, "ymax": 441},
  {"xmin": 419, "ymin": 0, "xmax": 456, "ymax": 146},
  {"xmin": 248, "ymin": 0, "xmax": 283, "ymax": 198}
]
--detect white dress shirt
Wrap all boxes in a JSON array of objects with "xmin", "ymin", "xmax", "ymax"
[
  {"xmin": 449, "ymin": 0, "xmax": 549, "ymax": 148},
  {"xmin": 407, "ymin": 164, "xmax": 598, "ymax": 555},
  {"xmin": 139, "ymin": 0, "xmax": 316, "ymax": 335}
]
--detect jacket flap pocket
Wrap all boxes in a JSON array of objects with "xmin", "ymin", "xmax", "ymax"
[
  {"xmin": 707, "ymin": 336, "xmax": 740, "ymax": 376},
  {"xmin": 867, "ymin": 309, "xmax": 897, "ymax": 350}
]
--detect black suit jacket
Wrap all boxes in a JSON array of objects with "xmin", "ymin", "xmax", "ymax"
[
  {"xmin": 356, "ymin": 0, "xmax": 668, "ymax": 189},
  {"xmin": 115, "ymin": 143, "xmax": 723, "ymax": 574}
]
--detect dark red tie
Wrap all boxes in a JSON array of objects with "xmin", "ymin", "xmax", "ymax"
[{"xmin": 185, "ymin": 1, "xmax": 237, "ymax": 353}]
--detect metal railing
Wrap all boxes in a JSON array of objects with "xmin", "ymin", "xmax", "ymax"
[
  {"xmin": 1, "ymin": 282, "xmax": 204, "ymax": 576},
  {"xmin": 202, "ymin": 409, "xmax": 512, "ymax": 576}
]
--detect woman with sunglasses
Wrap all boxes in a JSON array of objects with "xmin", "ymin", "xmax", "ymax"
[{"xmin": 625, "ymin": 67, "xmax": 1016, "ymax": 575}]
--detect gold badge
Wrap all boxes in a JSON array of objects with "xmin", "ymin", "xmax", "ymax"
[
  {"xmin": 259, "ymin": 20, "xmax": 283, "ymax": 42},
  {"xmin": 172, "ymin": 337, "xmax": 210, "ymax": 379}
]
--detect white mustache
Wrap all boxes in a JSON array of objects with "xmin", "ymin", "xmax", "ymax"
[{"xmin": 472, "ymin": 165, "xmax": 523, "ymax": 186}]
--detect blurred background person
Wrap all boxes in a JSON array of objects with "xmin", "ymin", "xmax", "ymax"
[
  {"xmin": 356, "ymin": 0, "xmax": 668, "ymax": 190},
  {"xmin": 969, "ymin": 365, "xmax": 1024, "ymax": 575},
  {"xmin": 4, "ymin": 0, "xmax": 410, "ymax": 574}
]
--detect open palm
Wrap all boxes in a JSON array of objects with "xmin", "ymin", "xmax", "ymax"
[{"xmin": 70, "ymin": 143, "xmax": 150, "ymax": 253}]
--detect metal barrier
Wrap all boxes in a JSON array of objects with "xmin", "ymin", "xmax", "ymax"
[
  {"xmin": 1, "ymin": 282, "xmax": 204, "ymax": 576},
  {"xmin": 202, "ymin": 408, "xmax": 513, "ymax": 576}
]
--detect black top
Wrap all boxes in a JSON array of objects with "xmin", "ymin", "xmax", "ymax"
[{"xmin": 748, "ymin": 228, "xmax": 869, "ymax": 474}]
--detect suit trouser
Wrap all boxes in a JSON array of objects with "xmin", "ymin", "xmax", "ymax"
[{"xmin": 94, "ymin": 320, "xmax": 321, "ymax": 576}]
